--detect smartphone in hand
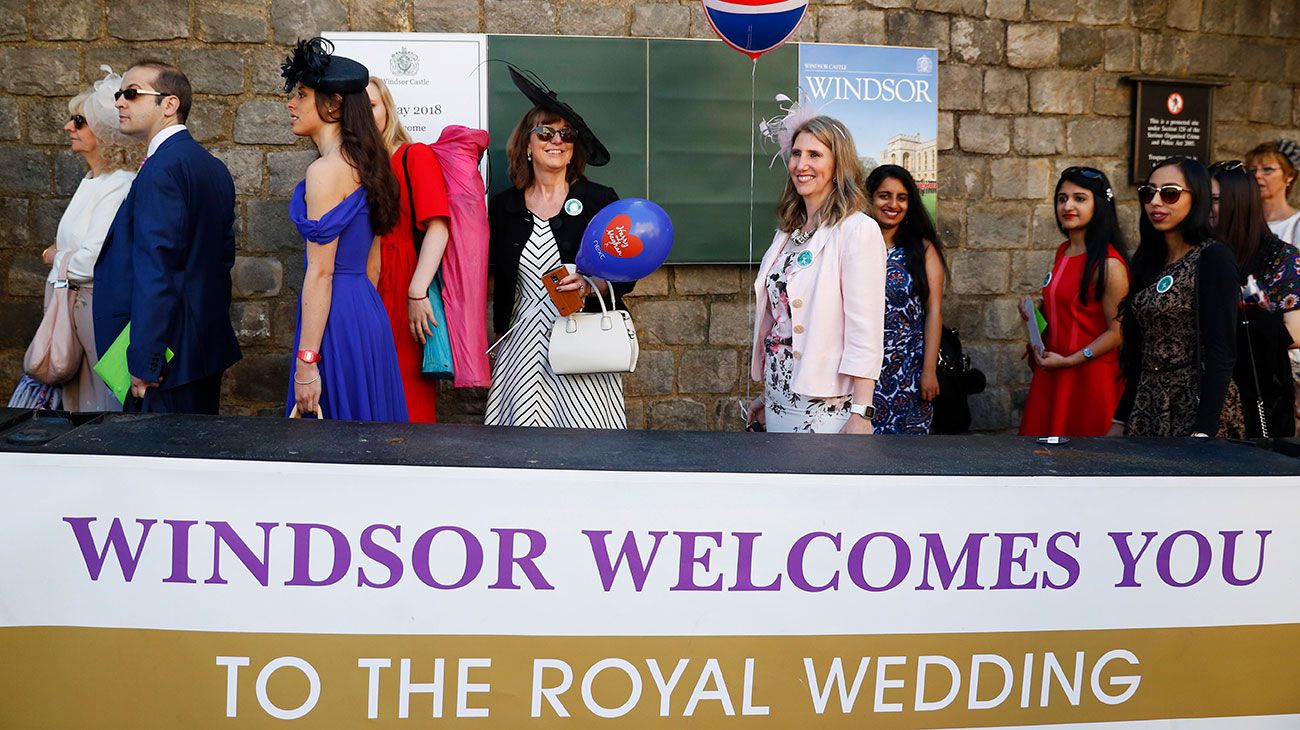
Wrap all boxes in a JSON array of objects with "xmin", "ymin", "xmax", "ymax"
[{"xmin": 542, "ymin": 265, "xmax": 585, "ymax": 316}]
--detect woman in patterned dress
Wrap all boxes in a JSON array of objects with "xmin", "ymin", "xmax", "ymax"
[
  {"xmin": 865, "ymin": 165, "xmax": 946, "ymax": 434},
  {"xmin": 1110, "ymin": 157, "xmax": 1244, "ymax": 437},
  {"xmin": 745, "ymin": 115, "xmax": 887, "ymax": 434},
  {"xmin": 1210, "ymin": 160, "xmax": 1300, "ymax": 437},
  {"xmin": 484, "ymin": 68, "xmax": 632, "ymax": 428},
  {"xmin": 1019, "ymin": 167, "xmax": 1129, "ymax": 437}
]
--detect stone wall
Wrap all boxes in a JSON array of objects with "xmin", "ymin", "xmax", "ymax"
[{"xmin": 1, "ymin": 0, "xmax": 1297, "ymax": 430}]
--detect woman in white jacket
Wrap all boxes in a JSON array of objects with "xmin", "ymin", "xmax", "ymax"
[
  {"xmin": 746, "ymin": 115, "xmax": 887, "ymax": 434},
  {"xmin": 30, "ymin": 67, "xmax": 142, "ymax": 410}
]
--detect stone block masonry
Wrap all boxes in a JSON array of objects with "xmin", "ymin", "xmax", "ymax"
[{"xmin": 1, "ymin": 0, "xmax": 1296, "ymax": 432}]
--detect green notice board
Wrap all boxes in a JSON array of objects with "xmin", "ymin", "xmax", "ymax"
[{"xmin": 487, "ymin": 36, "xmax": 797, "ymax": 264}]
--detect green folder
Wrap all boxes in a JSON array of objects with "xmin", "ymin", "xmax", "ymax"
[
  {"xmin": 1034, "ymin": 306, "xmax": 1048, "ymax": 335},
  {"xmin": 93, "ymin": 324, "xmax": 174, "ymax": 404}
]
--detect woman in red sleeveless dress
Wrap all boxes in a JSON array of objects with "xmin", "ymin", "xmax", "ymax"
[
  {"xmin": 1020, "ymin": 167, "xmax": 1130, "ymax": 436},
  {"xmin": 366, "ymin": 78, "xmax": 450, "ymax": 423}
]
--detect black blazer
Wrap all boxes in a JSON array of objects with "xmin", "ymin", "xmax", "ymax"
[{"xmin": 488, "ymin": 177, "xmax": 635, "ymax": 333}]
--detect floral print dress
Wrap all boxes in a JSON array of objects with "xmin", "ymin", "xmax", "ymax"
[
  {"xmin": 872, "ymin": 246, "xmax": 933, "ymax": 434},
  {"xmin": 763, "ymin": 240, "xmax": 851, "ymax": 433},
  {"xmin": 1128, "ymin": 245, "xmax": 1244, "ymax": 437}
]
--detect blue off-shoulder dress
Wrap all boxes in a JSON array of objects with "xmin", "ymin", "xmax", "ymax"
[{"xmin": 285, "ymin": 181, "xmax": 408, "ymax": 422}]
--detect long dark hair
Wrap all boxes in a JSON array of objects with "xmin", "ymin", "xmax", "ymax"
[
  {"xmin": 1119, "ymin": 156, "xmax": 1216, "ymax": 381},
  {"xmin": 864, "ymin": 164, "xmax": 946, "ymax": 304},
  {"xmin": 1210, "ymin": 162, "xmax": 1268, "ymax": 280},
  {"xmin": 315, "ymin": 88, "xmax": 399, "ymax": 235},
  {"xmin": 1054, "ymin": 167, "xmax": 1126, "ymax": 304}
]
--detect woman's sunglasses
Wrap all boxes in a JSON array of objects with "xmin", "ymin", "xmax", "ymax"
[
  {"xmin": 1137, "ymin": 184, "xmax": 1190, "ymax": 204},
  {"xmin": 69, "ymin": 114, "xmax": 86, "ymax": 129},
  {"xmin": 532, "ymin": 125, "xmax": 578, "ymax": 144},
  {"xmin": 112, "ymin": 88, "xmax": 171, "ymax": 102}
]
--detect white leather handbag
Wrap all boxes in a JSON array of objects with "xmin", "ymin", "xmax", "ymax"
[{"xmin": 548, "ymin": 277, "xmax": 639, "ymax": 375}]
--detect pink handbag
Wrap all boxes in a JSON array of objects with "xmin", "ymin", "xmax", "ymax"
[{"xmin": 23, "ymin": 255, "xmax": 83, "ymax": 385}]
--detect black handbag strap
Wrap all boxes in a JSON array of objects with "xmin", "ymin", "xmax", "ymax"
[{"xmin": 400, "ymin": 145, "xmax": 421, "ymax": 255}]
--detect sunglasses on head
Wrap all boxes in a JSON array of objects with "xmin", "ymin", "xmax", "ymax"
[
  {"xmin": 532, "ymin": 125, "xmax": 578, "ymax": 144},
  {"xmin": 1137, "ymin": 184, "xmax": 1190, "ymax": 205},
  {"xmin": 1209, "ymin": 160, "xmax": 1244, "ymax": 173},
  {"xmin": 1062, "ymin": 166, "xmax": 1105, "ymax": 180},
  {"xmin": 113, "ymin": 88, "xmax": 171, "ymax": 102},
  {"xmin": 69, "ymin": 114, "xmax": 86, "ymax": 129}
]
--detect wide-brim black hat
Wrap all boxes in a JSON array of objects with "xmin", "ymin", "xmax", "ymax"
[
  {"xmin": 281, "ymin": 37, "xmax": 369, "ymax": 95},
  {"xmin": 508, "ymin": 65, "xmax": 610, "ymax": 167}
]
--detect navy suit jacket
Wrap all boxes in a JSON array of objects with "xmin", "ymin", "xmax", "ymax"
[{"xmin": 93, "ymin": 128, "xmax": 241, "ymax": 388}]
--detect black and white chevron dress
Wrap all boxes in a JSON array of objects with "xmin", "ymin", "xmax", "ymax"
[{"xmin": 484, "ymin": 214, "xmax": 627, "ymax": 428}]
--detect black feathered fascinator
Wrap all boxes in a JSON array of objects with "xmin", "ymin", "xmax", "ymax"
[
  {"xmin": 281, "ymin": 37, "xmax": 369, "ymax": 95},
  {"xmin": 508, "ymin": 65, "xmax": 610, "ymax": 167}
]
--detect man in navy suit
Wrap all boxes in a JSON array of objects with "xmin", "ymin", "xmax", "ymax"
[{"xmin": 94, "ymin": 61, "xmax": 241, "ymax": 414}]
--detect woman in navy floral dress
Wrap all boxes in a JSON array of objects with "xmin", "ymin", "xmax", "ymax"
[{"xmin": 866, "ymin": 165, "xmax": 947, "ymax": 434}]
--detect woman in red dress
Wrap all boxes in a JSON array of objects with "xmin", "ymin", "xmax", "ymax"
[
  {"xmin": 1020, "ymin": 167, "xmax": 1130, "ymax": 436},
  {"xmin": 366, "ymin": 77, "xmax": 450, "ymax": 422}
]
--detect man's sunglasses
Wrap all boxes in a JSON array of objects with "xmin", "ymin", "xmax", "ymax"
[
  {"xmin": 532, "ymin": 125, "xmax": 578, "ymax": 144},
  {"xmin": 1137, "ymin": 184, "xmax": 1190, "ymax": 204},
  {"xmin": 113, "ymin": 88, "xmax": 171, "ymax": 102},
  {"xmin": 69, "ymin": 114, "xmax": 86, "ymax": 129}
]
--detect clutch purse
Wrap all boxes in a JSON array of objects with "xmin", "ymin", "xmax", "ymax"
[
  {"xmin": 547, "ymin": 276, "xmax": 638, "ymax": 375},
  {"xmin": 420, "ymin": 271, "xmax": 455, "ymax": 379}
]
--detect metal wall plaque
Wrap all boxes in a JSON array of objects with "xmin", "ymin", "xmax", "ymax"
[{"xmin": 1126, "ymin": 76, "xmax": 1224, "ymax": 183}]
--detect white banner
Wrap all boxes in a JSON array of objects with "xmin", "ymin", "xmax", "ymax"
[
  {"xmin": 325, "ymin": 32, "xmax": 487, "ymax": 143},
  {"xmin": 1, "ymin": 452, "xmax": 1297, "ymax": 727}
]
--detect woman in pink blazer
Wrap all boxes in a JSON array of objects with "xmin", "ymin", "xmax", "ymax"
[{"xmin": 746, "ymin": 115, "xmax": 888, "ymax": 434}]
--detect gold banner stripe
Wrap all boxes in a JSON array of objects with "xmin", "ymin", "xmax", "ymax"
[{"xmin": 2, "ymin": 624, "xmax": 1298, "ymax": 728}]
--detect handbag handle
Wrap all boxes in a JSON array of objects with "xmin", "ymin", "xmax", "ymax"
[
  {"xmin": 565, "ymin": 275, "xmax": 616, "ymax": 334},
  {"xmin": 288, "ymin": 404, "xmax": 323, "ymax": 419},
  {"xmin": 52, "ymin": 250, "xmax": 73, "ymax": 288}
]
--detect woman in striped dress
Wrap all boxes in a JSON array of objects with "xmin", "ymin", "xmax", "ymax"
[{"xmin": 484, "ymin": 68, "xmax": 633, "ymax": 428}]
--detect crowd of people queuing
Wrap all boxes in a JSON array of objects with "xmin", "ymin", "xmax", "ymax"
[{"xmin": 11, "ymin": 39, "xmax": 1300, "ymax": 439}]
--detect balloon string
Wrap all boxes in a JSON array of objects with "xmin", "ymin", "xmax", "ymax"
[{"xmin": 746, "ymin": 57, "xmax": 757, "ymax": 412}]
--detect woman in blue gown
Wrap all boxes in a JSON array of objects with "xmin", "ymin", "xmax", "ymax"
[{"xmin": 280, "ymin": 38, "xmax": 406, "ymax": 421}]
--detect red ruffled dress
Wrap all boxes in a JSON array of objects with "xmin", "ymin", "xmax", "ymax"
[
  {"xmin": 1020, "ymin": 243, "xmax": 1128, "ymax": 436},
  {"xmin": 377, "ymin": 142, "xmax": 450, "ymax": 423}
]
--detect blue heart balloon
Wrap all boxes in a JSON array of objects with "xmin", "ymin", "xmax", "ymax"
[{"xmin": 575, "ymin": 198, "xmax": 674, "ymax": 282}]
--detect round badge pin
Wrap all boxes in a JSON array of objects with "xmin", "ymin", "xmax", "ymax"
[
  {"xmin": 563, "ymin": 198, "xmax": 583, "ymax": 216},
  {"xmin": 796, "ymin": 250, "xmax": 814, "ymax": 268},
  {"xmin": 1043, "ymin": 271, "xmax": 1052, "ymax": 288},
  {"xmin": 1156, "ymin": 275, "xmax": 1174, "ymax": 294}
]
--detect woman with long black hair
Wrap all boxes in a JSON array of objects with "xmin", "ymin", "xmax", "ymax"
[
  {"xmin": 281, "ymin": 38, "xmax": 406, "ymax": 421},
  {"xmin": 865, "ymin": 164, "xmax": 946, "ymax": 434},
  {"xmin": 1110, "ymin": 157, "xmax": 1243, "ymax": 437},
  {"xmin": 1210, "ymin": 160, "xmax": 1300, "ymax": 437},
  {"xmin": 1019, "ymin": 167, "xmax": 1129, "ymax": 436}
]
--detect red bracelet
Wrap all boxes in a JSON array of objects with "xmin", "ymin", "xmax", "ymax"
[{"xmin": 407, "ymin": 294, "xmax": 428, "ymax": 301}]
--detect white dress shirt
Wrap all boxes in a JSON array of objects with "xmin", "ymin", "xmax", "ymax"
[{"xmin": 146, "ymin": 123, "xmax": 187, "ymax": 158}]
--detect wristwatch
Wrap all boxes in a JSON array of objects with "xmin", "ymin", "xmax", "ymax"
[
  {"xmin": 848, "ymin": 402, "xmax": 876, "ymax": 419},
  {"xmin": 296, "ymin": 349, "xmax": 322, "ymax": 364},
  {"xmin": 1082, "ymin": 347, "xmax": 1094, "ymax": 360}
]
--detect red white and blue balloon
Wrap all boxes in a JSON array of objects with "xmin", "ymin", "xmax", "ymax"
[{"xmin": 701, "ymin": 0, "xmax": 810, "ymax": 60}]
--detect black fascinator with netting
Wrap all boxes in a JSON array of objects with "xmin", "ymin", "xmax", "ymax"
[{"xmin": 281, "ymin": 37, "xmax": 369, "ymax": 94}]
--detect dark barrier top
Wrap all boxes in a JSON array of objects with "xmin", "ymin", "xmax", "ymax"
[{"xmin": 2, "ymin": 409, "xmax": 1298, "ymax": 477}]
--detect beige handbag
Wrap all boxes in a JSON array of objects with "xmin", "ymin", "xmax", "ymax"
[
  {"xmin": 547, "ymin": 276, "xmax": 638, "ymax": 375},
  {"xmin": 288, "ymin": 404, "xmax": 324, "ymax": 419},
  {"xmin": 23, "ymin": 255, "xmax": 83, "ymax": 385}
]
